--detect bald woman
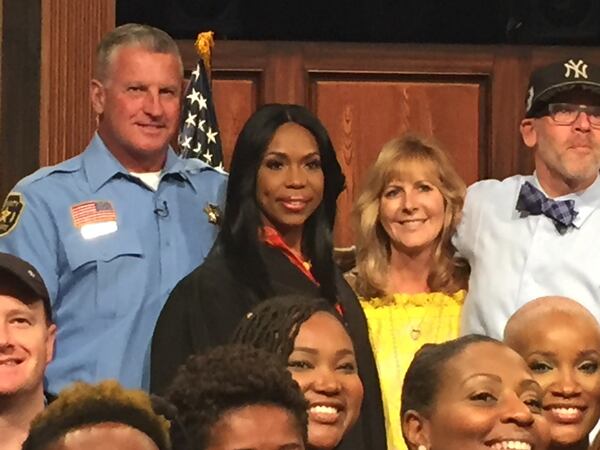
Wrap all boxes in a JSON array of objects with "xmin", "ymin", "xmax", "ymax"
[{"xmin": 504, "ymin": 296, "xmax": 600, "ymax": 450}]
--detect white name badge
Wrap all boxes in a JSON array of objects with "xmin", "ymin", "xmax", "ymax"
[{"xmin": 80, "ymin": 221, "xmax": 118, "ymax": 240}]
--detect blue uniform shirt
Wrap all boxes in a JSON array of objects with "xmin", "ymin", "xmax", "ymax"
[{"xmin": 0, "ymin": 134, "xmax": 227, "ymax": 392}]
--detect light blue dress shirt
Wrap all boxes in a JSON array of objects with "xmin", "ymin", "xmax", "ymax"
[
  {"xmin": 0, "ymin": 134, "xmax": 227, "ymax": 393},
  {"xmin": 455, "ymin": 173, "xmax": 600, "ymax": 339}
]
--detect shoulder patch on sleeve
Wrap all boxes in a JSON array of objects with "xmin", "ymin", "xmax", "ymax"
[{"xmin": 0, "ymin": 192, "xmax": 25, "ymax": 237}]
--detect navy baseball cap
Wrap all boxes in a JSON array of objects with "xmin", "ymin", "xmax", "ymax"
[
  {"xmin": 0, "ymin": 252, "xmax": 52, "ymax": 322},
  {"xmin": 525, "ymin": 58, "xmax": 600, "ymax": 117}
]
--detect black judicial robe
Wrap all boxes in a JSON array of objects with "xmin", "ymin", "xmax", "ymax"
[{"xmin": 150, "ymin": 242, "xmax": 387, "ymax": 450}]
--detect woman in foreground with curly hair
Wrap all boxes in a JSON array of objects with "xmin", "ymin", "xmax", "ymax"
[
  {"xmin": 351, "ymin": 135, "xmax": 468, "ymax": 450},
  {"xmin": 22, "ymin": 380, "xmax": 171, "ymax": 450},
  {"xmin": 166, "ymin": 344, "xmax": 308, "ymax": 450}
]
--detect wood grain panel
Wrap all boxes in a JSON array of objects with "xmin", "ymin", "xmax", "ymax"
[
  {"xmin": 0, "ymin": 0, "xmax": 42, "ymax": 200},
  {"xmin": 0, "ymin": 0, "xmax": 3, "ymax": 139},
  {"xmin": 212, "ymin": 73, "xmax": 261, "ymax": 169},
  {"xmin": 311, "ymin": 75, "xmax": 484, "ymax": 246},
  {"xmin": 40, "ymin": 0, "xmax": 115, "ymax": 166}
]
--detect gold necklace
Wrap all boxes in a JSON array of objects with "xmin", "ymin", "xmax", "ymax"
[
  {"xmin": 406, "ymin": 304, "xmax": 428, "ymax": 341},
  {"xmin": 393, "ymin": 294, "xmax": 446, "ymax": 341}
]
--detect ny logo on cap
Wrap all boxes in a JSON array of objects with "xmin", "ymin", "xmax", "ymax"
[
  {"xmin": 564, "ymin": 59, "xmax": 588, "ymax": 79},
  {"xmin": 526, "ymin": 86, "xmax": 534, "ymax": 111}
]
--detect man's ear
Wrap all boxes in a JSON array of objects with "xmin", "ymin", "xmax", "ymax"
[
  {"xmin": 520, "ymin": 118, "xmax": 538, "ymax": 149},
  {"xmin": 46, "ymin": 323, "xmax": 57, "ymax": 365},
  {"xmin": 402, "ymin": 409, "xmax": 432, "ymax": 450},
  {"xmin": 90, "ymin": 79, "xmax": 106, "ymax": 116}
]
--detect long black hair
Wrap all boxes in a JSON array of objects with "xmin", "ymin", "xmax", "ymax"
[{"xmin": 219, "ymin": 104, "xmax": 345, "ymax": 301}]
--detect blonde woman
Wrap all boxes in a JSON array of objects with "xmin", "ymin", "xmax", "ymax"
[{"xmin": 352, "ymin": 135, "xmax": 468, "ymax": 450}]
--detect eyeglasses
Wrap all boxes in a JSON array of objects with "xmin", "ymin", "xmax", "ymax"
[{"xmin": 545, "ymin": 103, "xmax": 600, "ymax": 128}]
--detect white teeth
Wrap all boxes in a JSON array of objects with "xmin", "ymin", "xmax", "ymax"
[
  {"xmin": 553, "ymin": 407, "xmax": 578, "ymax": 415},
  {"xmin": 310, "ymin": 405, "xmax": 339, "ymax": 415},
  {"xmin": 0, "ymin": 360, "xmax": 17, "ymax": 366},
  {"xmin": 552, "ymin": 407, "xmax": 580, "ymax": 418},
  {"xmin": 490, "ymin": 441, "xmax": 531, "ymax": 450}
]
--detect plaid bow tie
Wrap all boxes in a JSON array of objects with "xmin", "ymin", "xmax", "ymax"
[{"xmin": 516, "ymin": 181, "xmax": 578, "ymax": 234}]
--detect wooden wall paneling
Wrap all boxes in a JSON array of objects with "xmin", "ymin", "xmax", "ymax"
[
  {"xmin": 211, "ymin": 71, "xmax": 262, "ymax": 169},
  {"xmin": 265, "ymin": 44, "xmax": 305, "ymax": 104},
  {"xmin": 487, "ymin": 47, "xmax": 532, "ymax": 179},
  {"xmin": 0, "ymin": 0, "xmax": 42, "ymax": 200},
  {"xmin": 310, "ymin": 73, "xmax": 487, "ymax": 246},
  {"xmin": 39, "ymin": 0, "xmax": 115, "ymax": 167},
  {"xmin": 0, "ymin": 0, "xmax": 3, "ymax": 154}
]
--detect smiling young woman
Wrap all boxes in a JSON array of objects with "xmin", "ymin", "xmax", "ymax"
[
  {"xmin": 232, "ymin": 295, "xmax": 364, "ymax": 450},
  {"xmin": 349, "ymin": 135, "xmax": 468, "ymax": 450},
  {"xmin": 504, "ymin": 297, "xmax": 600, "ymax": 450},
  {"xmin": 401, "ymin": 335, "xmax": 550, "ymax": 450}
]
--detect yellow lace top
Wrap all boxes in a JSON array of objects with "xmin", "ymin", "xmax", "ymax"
[{"xmin": 360, "ymin": 290, "xmax": 466, "ymax": 450}]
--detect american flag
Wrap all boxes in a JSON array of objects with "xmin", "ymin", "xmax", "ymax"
[
  {"xmin": 178, "ymin": 59, "xmax": 225, "ymax": 172},
  {"xmin": 71, "ymin": 201, "xmax": 116, "ymax": 228}
]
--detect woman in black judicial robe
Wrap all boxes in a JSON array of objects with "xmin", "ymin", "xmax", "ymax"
[{"xmin": 150, "ymin": 104, "xmax": 386, "ymax": 450}]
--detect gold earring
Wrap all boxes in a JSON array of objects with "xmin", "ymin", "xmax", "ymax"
[{"xmin": 418, "ymin": 445, "xmax": 427, "ymax": 450}]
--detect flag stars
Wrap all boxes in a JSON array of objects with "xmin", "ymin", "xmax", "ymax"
[
  {"xmin": 190, "ymin": 65, "xmax": 201, "ymax": 80},
  {"xmin": 198, "ymin": 94, "xmax": 208, "ymax": 111},
  {"xmin": 186, "ymin": 88, "xmax": 201, "ymax": 106},
  {"xmin": 184, "ymin": 112, "xmax": 197, "ymax": 127},
  {"xmin": 180, "ymin": 135, "xmax": 192, "ymax": 150},
  {"xmin": 177, "ymin": 58, "xmax": 225, "ymax": 171},
  {"xmin": 206, "ymin": 127, "xmax": 218, "ymax": 144}
]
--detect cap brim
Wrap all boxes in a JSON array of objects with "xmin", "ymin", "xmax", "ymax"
[{"xmin": 526, "ymin": 82, "xmax": 600, "ymax": 118}]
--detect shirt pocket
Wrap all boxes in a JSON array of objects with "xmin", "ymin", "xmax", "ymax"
[{"xmin": 63, "ymin": 228, "xmax": 144, "ymax": 317}]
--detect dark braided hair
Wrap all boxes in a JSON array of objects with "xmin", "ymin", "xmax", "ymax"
[
  {"xmin": 231, "ymin": 294, "xmax": 345, "ymax": 360},
  {"xmin": 22, "ymin": 380, "xmax": 171, "ymax": 450},
  {"xmin": 166, "ymin": 344, "xmax": 308, "ymax": 450},
  {"xmin": 401, "ymin": 334, "xmax": 500, "ymax": 418}
]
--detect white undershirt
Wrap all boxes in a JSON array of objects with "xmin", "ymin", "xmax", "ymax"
[{"xmin": 130, "ymin": 171, "xmax": 161, "ymax": 191}]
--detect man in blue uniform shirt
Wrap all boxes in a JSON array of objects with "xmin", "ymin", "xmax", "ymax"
[
  {"xmin": 456, "ymin": 58, "xmax": 600, "ymax": 338},
  {"xmin": 0, "ymin": 24, "xmax": 227, "ymax": 393}
]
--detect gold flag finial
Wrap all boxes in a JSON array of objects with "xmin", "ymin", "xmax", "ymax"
[{"xmin": 195, "ymin": 31, "xmax": 215, "ymax": 74}]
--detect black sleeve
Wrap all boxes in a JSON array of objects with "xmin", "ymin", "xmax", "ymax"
[
  {"xmin": 150, "ymin": 251, "xmax": 249, "ymax": 395},
  {"xmin": 150, "ymin": 271, "xmax": 200, "ymax": 395}
]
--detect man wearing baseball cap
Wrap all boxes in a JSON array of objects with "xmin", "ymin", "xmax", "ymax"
[
  {"xmin": 455, "ymin": 58, "xmax": 600, "ymax": 338},
  {"xmin": 0, "ymin": 253, "xmax": 56, "ymax": 450}
]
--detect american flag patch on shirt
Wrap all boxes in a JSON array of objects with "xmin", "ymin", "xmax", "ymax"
[{"xmin": 71, "ymin": 201, "xmax": 116, "ymax": 228}]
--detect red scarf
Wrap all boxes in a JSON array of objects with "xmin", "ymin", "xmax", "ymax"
[
  {"xmin": 261, "ymin": 226, "xmax": 318, "ymax": 285},
  {"xmin": 261, "ymin": 227, "xmax": 345, "ymax": 316}
]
